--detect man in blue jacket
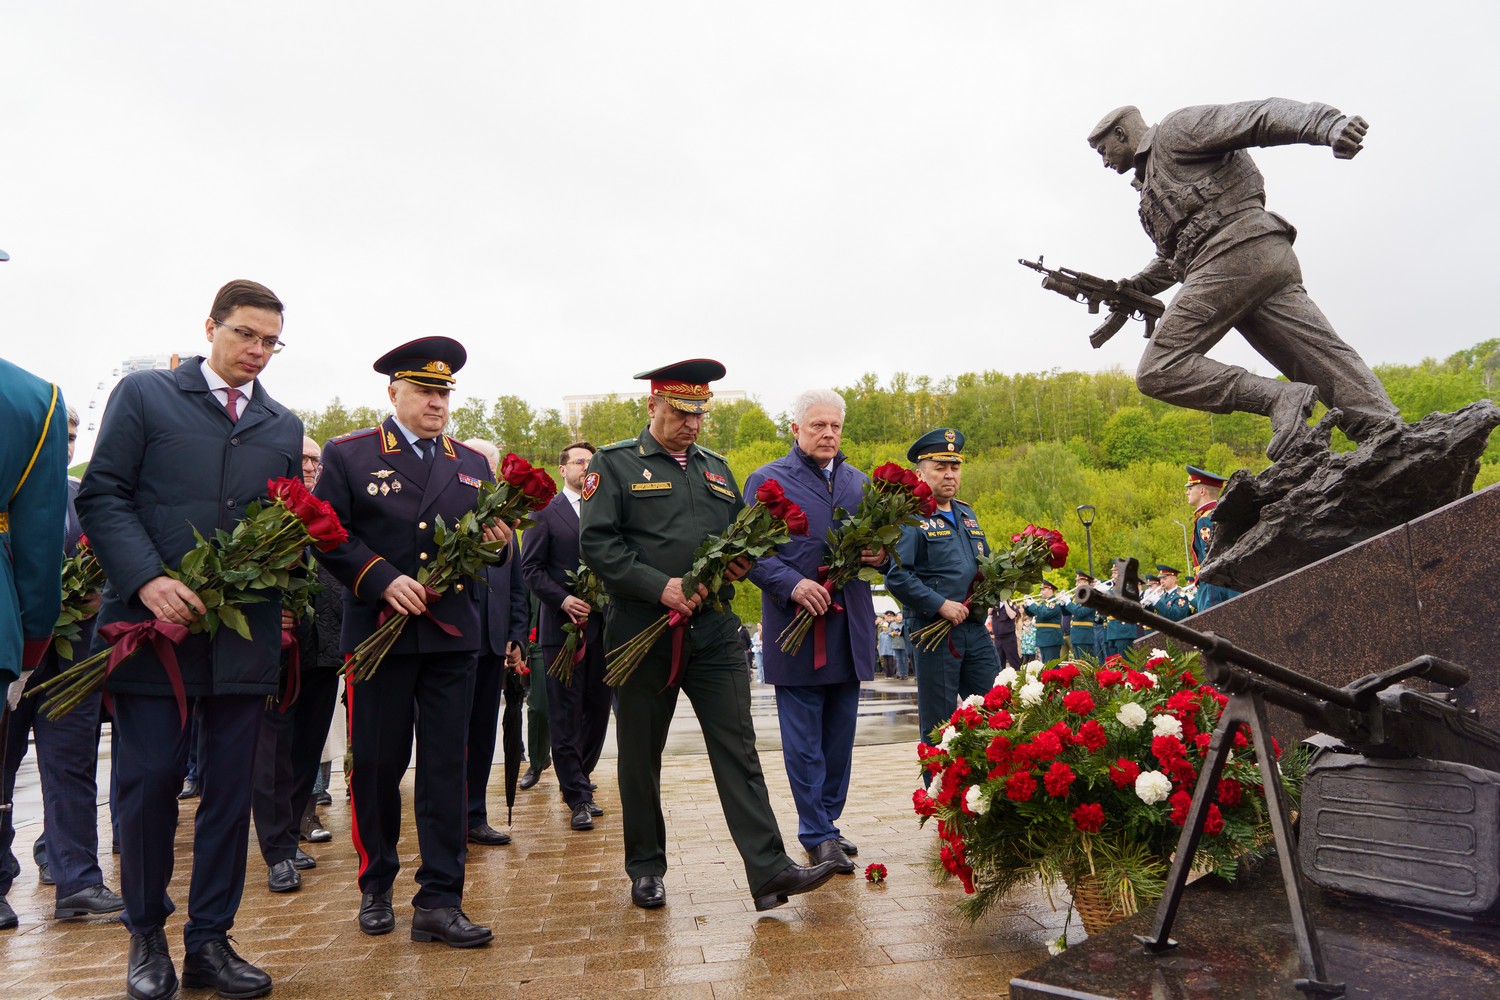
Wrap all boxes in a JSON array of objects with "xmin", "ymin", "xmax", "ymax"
[
  {"xmin": 745, "ymin": 390, "xmax": 885, "ymax": 874},
  {"xmin": 0, "ymin": 355, "xmax": 69, "ymax": 933},
  {"xmin": 78, "ymin": 280, "xmax": 301, "ymax": 1000},
  {"xmin": 885, "ymin": 428, "xmax": 999, "ymax": 746}
]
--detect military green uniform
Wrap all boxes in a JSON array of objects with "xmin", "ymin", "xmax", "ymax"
[{"xmin": 579, "ymin": 427, "xmax": 792, "ymax": 891}]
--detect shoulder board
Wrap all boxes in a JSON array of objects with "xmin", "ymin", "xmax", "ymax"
[
  {"xmin": 599, "ymin": 439, "xmax": 637, "ymax": 453},
  {"xmin": 448, "ymin": 437, "xmax": 484, "ymax": 457},
  {"xmin": 696, "ymin": 444, "xmax": 727, "ymax": 462},
  {"xmin": 951, "ymin": 498, "xmax": 976, "ymax": 514},
  {"xmin": 327, "ymin": 427, "xmax": 380, "ymax": 446}
]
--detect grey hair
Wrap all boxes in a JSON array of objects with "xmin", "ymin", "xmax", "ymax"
[
  {"xmin": 792, "ymin": 389, "xmax": 846, "ymax": 426},
  {"xmin": 66, "ymin": 405, "xmax": 80, "ymax": 427},
  {"xmin": 462, "ymin": 438, "xmax": 501, "ymax": 466}
]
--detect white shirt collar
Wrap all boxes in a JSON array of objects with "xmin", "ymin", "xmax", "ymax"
[
  {"xmin": 200, "ymin": 358, "xmax": 254, "ymax": 403},
  {"xmin": 563, "ymin": 486, "xmax": 582, "ymax": 506},
  {"xmin": 390, "ymin": 418, "xmax": 424, "ymax": 448}
]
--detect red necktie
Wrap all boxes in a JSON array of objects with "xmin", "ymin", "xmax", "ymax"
[{"xmin": 225, "ymin": 387, "xmax": 243, "ymax": 423}]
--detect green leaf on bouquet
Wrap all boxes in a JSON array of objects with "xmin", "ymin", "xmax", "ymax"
[
  {"xmin": 54, "ymin": 638, "xmax": 74, "ymax": 660},
  {"xmin": 218, "ymin": 605, "xmax": 253, "ymax": 641},
  {"xmin": 856, "ymin": 566, "xmax": 884, "ymax": 584}
]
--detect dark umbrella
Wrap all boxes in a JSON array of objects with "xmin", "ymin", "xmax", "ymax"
[{"xmin": 501, "ymin": 666, "xmax": 526, "ymax": 825}]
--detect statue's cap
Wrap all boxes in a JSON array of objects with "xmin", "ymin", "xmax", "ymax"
[{"xmin": 1088, "ymin": 106, "xmax": 1140, "ymax": 144}]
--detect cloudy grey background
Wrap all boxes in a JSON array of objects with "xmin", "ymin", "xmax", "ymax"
[{"xmin": 4, "ymin": 1, "xmax": 1494, "ymax": 461}]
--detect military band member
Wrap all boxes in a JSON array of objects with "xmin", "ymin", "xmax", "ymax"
[
  {"xmin": 579, "ymin": 359, "xmax": 838, "ymax": 911},
  {"xmin": 314, "ymin": 337, "xmax": 511, "ymax": 948},
  {"xmin": 1023, "ymin": 580, "xmax": 1065, "ymax": 664},
  {"xmin": 79, "ymin": 280, "xmax": 300, "ymax": 999},
  {"xmin": 1100, "ymin": 577, "xmax": 1142, "ymax": 658},
  {"xmin": 884, "ymin": 428, "xmax": 1000, "ymax": 745},
  {"xmin": 1061, "ymin": 572, "xmax": 1102, "ymax": 661},
  {"xmin": 1185, "ymin": 466, "xmax": 1240, "ymax": 611},
  {"xmin": 1150, "ymin": 564, "xmax": 1194, "ymax": 622}
]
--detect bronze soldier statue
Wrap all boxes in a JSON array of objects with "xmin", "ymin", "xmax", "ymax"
[{"xmin": 1088, "ymin": 99, "xmax": 1403, "ymax": 460}]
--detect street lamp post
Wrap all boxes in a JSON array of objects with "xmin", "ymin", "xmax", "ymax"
[
  {"xmin": 1075, "ymin": 504, "xmax": 1097, "ymax": 579},
  {"xmin": 1172, "ymin": 519, "xmax": 1192, "ymax": 574}
]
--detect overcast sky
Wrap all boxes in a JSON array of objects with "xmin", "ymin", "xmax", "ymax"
[{"xmin": 5, "ymin": 1, "xmax": 1495, "ymax": 461}]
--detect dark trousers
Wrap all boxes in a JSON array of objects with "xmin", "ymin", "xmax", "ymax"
[
  {"xmin": 465, "ymin": 652, "xmax": 506, "ymax": 828},
  {"xmin": 527, "ymin": 669, "xmax": 550, "ymax": 770},
  {"xmin": 990, "ymin": 632, "xmax": 1021, "ymax": 670},
  {"xmin": 1067, "ymin": 632, "xmax": 1098, "ymax": 663},
  {"xmin": 1, "ymin": 657, "xmax": 105, "ymax": 899},
  {"xmin": 774, "ymin": 680, "xmax": 861, "ymax": 851},
  {"xmin": 543, "ymin": 641, "xmax": 611, "ymax": 808},
  {"xmin": 252, "ymin": 665, "xmax": 341, "ymax": 865},
  {"xmin": 113, "ymin": 692, "xmax": 262, "ymax": 951},
  {"xmin": 912, "ymin": 620, "xmax": 999, "ymax": 745},
  {"xmin": 348, "ymin": 650, "xmax": 475, "ymax": 909},
  {"xmin": 610, "ymin": 608, "xmax": 790, "ymax": 892}
]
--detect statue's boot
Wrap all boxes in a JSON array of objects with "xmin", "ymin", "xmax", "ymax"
[{"xmin": 1265, "ymin": 383, "xmax": 1320, "ymax": 462}]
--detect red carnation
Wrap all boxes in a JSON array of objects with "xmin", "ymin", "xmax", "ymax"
[
  {"xmin": 1063, "ymin": 690, "xmax": 1095, "ymax": 715},
  {"xmin": 985, "ymin": 734, "xmax": 1013, "ymax": 764},
  {"xmin": 1124, "ymin": 670, "xmax": 1154, "ymax": 691},
  {"xmin": 1044, "ymin": 761, "xmax": 1076, "ymax": 798},
  {"xmin": 1108, "ymin": 758, "xmax": 1140, "ymax": 789},
  {"xmin": 1095, "ymin": 669, "xmax": 1124, "ymax": 687},
  {"xmin": 1152, "ymin": 735, "xmax": 1186, "ymax": 766},
  {"xmin": 1217, "ymin": 778, "xmax": 1242, "ymax": 807},
  {"xmin": 1072, "ymin": 802, "xmax": 1105, "ymax": 833},
  {"xmin": 912, "ymin": 787, "xmax": 937, "ymax": 817},
  {"xmin": 1168, "ymin": 790, "xmax": 1192, "ymax": 826},
  {"xmin": 1076, "ymin": 719, "xmax": 1107, "ymax": 751},
  {"xmin": 1005, "ymin": 771, "xmax": 1037, "ymax": 802},
  {"xmin": 1204, "ymin": 803, "xmax": 1225, "ymax": 836},
  {"xmin": 983, "ymin": 684, "xmax": 1011, "ymax": 709},
  {"xmin": 988, "ymin": 710, "xmax": 1013, "ymax": 730},
  {"xmin": 1030, "ymin": 730, "xmax": 1063, "ymax": 760}
]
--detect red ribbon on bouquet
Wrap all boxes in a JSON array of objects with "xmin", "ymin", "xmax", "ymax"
[
  {"xmin": 98, "ymin": 619, "xmax": 191, "ymax": 728},
  {"xmin": 811, "ymin": 566, "xmax": 845, "ymax": 670},
  {"xmin": 377, "ymin": 584, "xmax": 462, "ymax": 637},
  {"xmin": 663, "ymin": 611, "xmax": 689, "ymax": 690},
  {"xmin": 278, "ymin": 629, "xmax": 302, "ymax": 713}
]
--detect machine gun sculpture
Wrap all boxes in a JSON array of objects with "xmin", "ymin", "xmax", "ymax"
[
  {"xmin": 1076, "ymin": 558, "xmax": 1500, "ymax": 999},
  {"xmin": 1018, "ymin": 257, "xmax": 1165, "ymax": 347}
]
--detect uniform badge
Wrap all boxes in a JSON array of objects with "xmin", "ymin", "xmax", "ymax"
[
  {"xmin": 371, "ymin": 470, "xmax": 395, "ymax": 479},
  {"xmin": 642, "ymin": 469, "xmax": 652, "ymax": 481},
  {"xmin": 581, "ymin": 471, "xmax": 600, "ymax": 501},
  {"xmin": 458, "ymin": 473, "xmax": 482, "ymax": 488},
  {"xmin": 944, "ymin": 429, "xmax": 956, "ymax": 443},
  {"xmin": 391, "ymin": 480, "xmax": 402, "ymax": 492},
  {"xmin": 380, "ymin": 482, "xmax": 391, "ymax": 496},
  {"xmin": 367, "ymin": 482, "xmax": 379, "ymax": 495}
]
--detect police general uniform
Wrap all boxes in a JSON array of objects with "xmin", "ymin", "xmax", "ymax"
[
  {"xmin": 579, "ymin": 360, "xmax": 835, "ymax": 911},
  {"xmin": 313, "ymin": 340, "xmax": 497, "ymax": 944},
  {"xmin": 883, "ymin": 429, "xmax": 999, "ymax": 746}
]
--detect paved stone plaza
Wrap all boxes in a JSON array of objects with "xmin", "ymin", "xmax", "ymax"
[{"xmin": 1, "ymin": 678, "xmax": 1063, "ymax": 998}]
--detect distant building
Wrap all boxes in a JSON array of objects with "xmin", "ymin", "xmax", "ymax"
[
  {"xmin": 118, "ymin": 352, "xmax": 197, "ymax": 374},
  {"xmin": 563, "ymin": 388, "xmax": 748, "ymax": 427}
]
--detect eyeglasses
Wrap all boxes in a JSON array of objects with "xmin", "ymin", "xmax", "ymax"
[
  {"xmin": 563, "ymin": 458, "xmax": 591, "ymax": 468},
  {"xmin": 301, "ymin": 456, "xmax": 322, "ymax": 466},
  {"xmin": 214, "ymin": 320, "xmax": 284, "ymax": 354}
]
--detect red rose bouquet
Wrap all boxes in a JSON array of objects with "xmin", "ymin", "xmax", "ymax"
[
  {"xmin": 51, "ymin": 535, "xmax": 106, "ymax": 662},
  {"xmin": 547, "ymin": 562, "xmax": 608, "ymax": 685},
  {"xmin": 913, "ymin": 646, "xmax": 1307, "ymax": 936},
  {"xmin": 344, "ymin": 455, "xmax": 556, "ymax": 683},
  {"xmin": 775, "ymin": 462, "xmax": 935, "ymax": 660},
  {"xmin": 604, "ymin": 478, "xmax": 808, "ymax": 687},
  {"xmin": 908, "ymin": 524, "xmax": 1069, "ymax": 653},
  {"xmin": 33, "ymin": 477, "xmax": 347, "ymax": 721}
]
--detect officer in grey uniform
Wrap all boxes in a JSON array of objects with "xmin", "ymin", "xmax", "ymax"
[{"xmin": 1088, "ymin": 100, "xmax": 1402, "ymax": 461}]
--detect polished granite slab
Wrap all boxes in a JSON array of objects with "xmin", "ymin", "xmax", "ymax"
[{"xmin": 1009, "ymin": 859, "xmax": 1500, "ymax": 999}]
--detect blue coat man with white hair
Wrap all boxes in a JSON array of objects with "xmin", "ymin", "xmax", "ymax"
[{"xmin": 745, "ymin": 388, "xmax": 884, "ymax": 874}]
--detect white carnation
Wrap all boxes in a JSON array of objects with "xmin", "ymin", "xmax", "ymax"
[
  {"xmin": 1135, "ymin": 770, "xmax": 1173, "ymax": 805},
  {"xmin": 1019, "ymin": 680, "xmax": 1046, "ymax": 707},
  {"xmin": 1142, "ymin": 671, "xmax": 1159, "ymax": 688},
  {"xmin": 995, "ymin": 666, "xmax": 1019, "ymax": 688},
  {"xmin": 963, "ymin": 694, "xmax": 987, "ymax": 709},
  {"xmin": 1046, "ymin": 935, "xmax": 1068, "ymax": 957},
  {"xmin": 1024, "ymin": 659, "xmax": 1045, "ymax": 678},
  {"xmin": 965, "ymin": 785, "xmax": 990, "ymax": 816},
  {"xmin": 1116, "ymin": 701, "xmax": 1148, "ymax": 729},
  {"xmin": 1152, "ymin": 714, "xmax": 1183, "ymax": 739},
  {"xmin": 938, "ymin": 725, "xmax": 958, "ymax": 749},
  {"xmin": 1150, "ymin": 648, "xmax": 1169, "ymax": 660}
]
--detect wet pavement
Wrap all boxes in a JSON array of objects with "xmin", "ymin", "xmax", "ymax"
[{"xmin": 1, "ymin": 675, "xmax": 1063, "ymax": 998}]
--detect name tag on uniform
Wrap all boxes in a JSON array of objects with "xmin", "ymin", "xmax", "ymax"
[
  {"xmin": 631, "ymin": 481, "xmax": 673, "ymax": 493},
  {"xmin": 707, "ymin": 483, "xmax": 736, "ymax": 500},
  {"xmin": 925, "ymin": 529, "xmax": 953, "ymax": 538},
  {"xmin": 458, "ymin": 473, "xmax": 483, "ymax": 488}
]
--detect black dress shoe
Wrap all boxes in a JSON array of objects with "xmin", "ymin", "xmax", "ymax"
[
  {"xmin": 589, "ymin": 782, "xmax": 599, "ymax": 791},
  {"xmin": 182, "ymin": 938, "xmax": 272, "ymax": 999},
  {"xmin": 38, "ymin": 861, "xmax": 54, "ymax": 885},
  {"xmin": 570, "ymin": 802, "xmax": 594, "ymax": 831},
  {"xmin": 585, "ymin": 799, "xmax": 605, "ymax": 817},
  {"xmin": 359, "ymin": 889, "xmax": 395, "ymax": 935},
  {"xmin": 177, "ymin": 780, "xmax": 199, "ymax": 800},
  {"xmin": 836, "ymin": 836, "xmax": 859, "ymax": 857},
  {"xmin": 518, "ymin": 766, "xmax": 542, "ymax": 790},
  {"xmin": 55, "ymin": 883, "xmax": 126, "ymax": 918},
  {"xmin": 0, "ymin": 897, "xmax": 17, "ymax": 930},
  {"xmin": 267, "ymin": 859, "xmax": 301, "ymax": 893},
  {"xmin": 809, "ymin": 839, "xmax": 856, "ymax": 874},
  {"xmin": 468, "ymin": 823, "xmax": 512, "ymax": 846},
  {"xmin": 292, "ymin": 848, "xmax": 317, "ymax": 870},
  {"xmin": 630, "ymin": 875, "xmax": 666, "ymax": 909},
  {"xmin": 300, "ymin": 811, "xmax": 332, "ymax": 843},
  {"xmin": 126, "ymin": 927, "xmax": 177, "ymax": 1000},
  {"xmin": 752, "ymin": 860, "xmax": 840, "ymax": 911},
  {"xmin": 410, "ymin": 905, "xmax": 493, "ymax": 947}
]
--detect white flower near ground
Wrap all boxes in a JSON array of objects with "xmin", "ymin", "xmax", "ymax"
[
  {"xmin": 1152, "ymin": 714, "xmax": 1183, "ymax": 739},
  {"xmin": 965, "ymin": 785, "xmax": 990, "ymax": 816},
  {"xmin": 963, "ymin": 693, "xmax": 987, "ymax": 709},
  {"xmin": 1116, "ymin": 701, "xmax": 1148, "ymax": 729},
  {"xmin": 1047, "ymin": 935, "xmax": 1068, "ymax": 956},
  {"xmin": 1150, "ymin": 648, "xmax": 1169, "ymax": 660},
  {"xmin": 1019, "ymin": 680, "xmax": 1046, "ymax": 707},
  {"xmin": 995, "ymin": 666, "xmax": 1019, "ymax": 688},
  {"xmin": 1024, "ymin": 659, "xmax": 1045, "ymax": 678},
  {"xmin": 938, "ymin": 725, "xmax": 958, "ymax": 750},
  {"xmin": 1135, "ymin": 770, "xmax": 1173, "ymax": 804}
]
